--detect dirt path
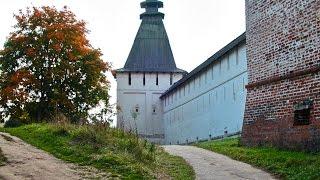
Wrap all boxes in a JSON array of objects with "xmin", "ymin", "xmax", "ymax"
[
  {"xmin": 163, "ymin": 145, "xmax": 276, "ymax": 180},
  {"xmin": 0, "ymin": 132, "xmax": 111, "ymax": 180}
]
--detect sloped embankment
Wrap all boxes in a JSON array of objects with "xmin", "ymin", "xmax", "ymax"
[{"xmin": 0, "ymin": 124, "xmax": 194, "ymax": 179}]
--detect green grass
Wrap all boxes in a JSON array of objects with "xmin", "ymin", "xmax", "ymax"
[
  {"xmin": 0, "ymin": 124, "xmax": 194, "ymax": 179},
  {"xmin": 0, "ymin": 148, "xmax": 6, "ymax": 166},
  {"xmin": 195, "ymin": 138, "xmax": 320, "ymax": 180}
]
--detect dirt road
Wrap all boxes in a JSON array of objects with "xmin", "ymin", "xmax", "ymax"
[
  {"xmin": 164, "ymin": 145, "xmax": 276, "ymax": 180},
  {"xmin": 0, "ymin": 132, "xmax": 110, "ymax": 180}
]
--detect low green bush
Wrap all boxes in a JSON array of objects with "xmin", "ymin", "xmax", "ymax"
[{"xmin": 4, "ymin": 119, "xmax": 22, "ymax": 128}]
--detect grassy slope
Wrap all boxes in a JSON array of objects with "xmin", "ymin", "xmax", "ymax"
[
  {"xmin": 195, "ymin": 138, "xmax": 320, "ymax": 180},
  {"xmin": 0, "ymin": 124, "xmax": 194, "ymax": 180}
]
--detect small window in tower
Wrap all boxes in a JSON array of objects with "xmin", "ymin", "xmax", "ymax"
[
  {"xmin": 135, "ymin": 106, "xmax": 139, "ymax": 113},
  {"xmin": 211, "ymin": 66, "xmax": 214, "ymax": 79},
  {"xmin": 152, "ymin": 105, "xmax": 157, "ymax": 115},
  {"xmin": 294, "ymin": 100, "xmax": 313, "ymax": 126},
  {"xmin": 156, "ymin": 73, "xmax": 159, "ymax": 86},
  {"xmin": 143, "ymin": 73, "xmax": 146, "ymax": 86},
  {"xmin": 170, "ymin": 73, "xmax": 173, "ymax": 85},
  {"xmin": 236, "ymin": 48, "xmax": 239, "ymax": 65},
  {"xmin": 205, "ymin": 70, "xmax": 208, "ymax": 83},
  {"xmin": 128, "ymin": 73, "xmax": 132, "ymax": 86},
  {"xmin": 227, "ymin": 54, "xmax": 230, "ymax": 70}
]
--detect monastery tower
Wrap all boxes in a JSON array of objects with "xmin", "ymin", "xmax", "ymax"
[{"xmin": 114, "ymin": 0, "xmax": 186, "ymax": 144}]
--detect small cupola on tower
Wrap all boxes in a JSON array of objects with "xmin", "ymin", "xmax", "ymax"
[{"xmin": 140, "ymin": 0, "xmax": 164, "ymax": 19}]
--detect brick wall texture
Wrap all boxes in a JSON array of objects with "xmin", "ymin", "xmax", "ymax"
[{"xmin": 242, "ymin": 0, "xmax": 320, "ymax": 151}]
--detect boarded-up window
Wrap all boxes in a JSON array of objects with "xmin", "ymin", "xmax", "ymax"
[{"xmin": 294, "ymin": 100, "xmax": 313, "ymax": 126}]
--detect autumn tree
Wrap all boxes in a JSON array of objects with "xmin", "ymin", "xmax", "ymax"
[{"xmin": 0, "ymin": 6, "xmax": 111, "ymax": 123}]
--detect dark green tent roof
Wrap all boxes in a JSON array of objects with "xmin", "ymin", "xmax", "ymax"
[{"xmin": 116, "ymin": 0, "xmax": 186, "ymax": 74}]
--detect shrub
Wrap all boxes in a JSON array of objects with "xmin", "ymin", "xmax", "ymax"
[{"xmin": 4, "ymin": 119, "xmax": 22, "ymax": 128}]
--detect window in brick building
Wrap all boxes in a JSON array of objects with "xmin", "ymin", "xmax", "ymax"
[{"xmin": 294, "ymin": 100, "xmax": 313, "ymax": 126}]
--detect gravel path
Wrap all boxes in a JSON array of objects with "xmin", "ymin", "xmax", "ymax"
[
  {"xmin": 163, "ymin": 145, "xmax": 276, "ymax": 180},
  {"xmin": 0, "ymin": 132, "xmax": 111, "ymax": 180}
]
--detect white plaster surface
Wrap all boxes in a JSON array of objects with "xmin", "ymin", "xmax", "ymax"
[
  {"xmin": 163, "ymin": 44, "xmax": 248, "ymax": 145},
  {"xmin": 116, "ymin": 72, "xmax": 183, "ymax": 144}
]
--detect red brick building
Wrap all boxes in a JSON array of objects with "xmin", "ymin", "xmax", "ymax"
[{"xmin": 242, "ymin": 0, "xmax": 320, "ymax": 151}]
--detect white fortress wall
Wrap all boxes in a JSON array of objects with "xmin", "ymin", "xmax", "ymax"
[{"xmin": 162, "ymin": 43, "xmax": 247, "ymax": 144}]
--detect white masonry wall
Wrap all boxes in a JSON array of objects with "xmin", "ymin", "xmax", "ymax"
[
  {"xmin": 162, "ymin": 43, "xmax": 247, "ymax": 145},
  {"xmin": 116, "ymin": 72, "xmax": 183, "ymax": 144}
]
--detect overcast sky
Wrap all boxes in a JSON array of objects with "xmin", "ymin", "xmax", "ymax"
[{"xmin": 0, "ymin": 0, "xmax": 245, "ymax": 122}]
